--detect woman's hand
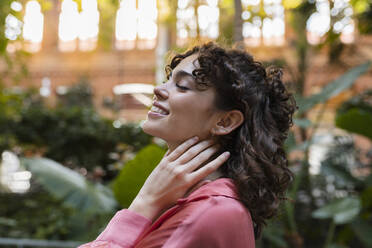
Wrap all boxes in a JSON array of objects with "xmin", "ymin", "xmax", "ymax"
[{"xmin": 128, "ymin": 137, "xmax": 230, "ymax": 221}]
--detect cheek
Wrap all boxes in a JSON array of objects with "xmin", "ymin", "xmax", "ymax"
[{"xmin": 169, "ymin": 94, "xmax": 216, "ymax": 127}]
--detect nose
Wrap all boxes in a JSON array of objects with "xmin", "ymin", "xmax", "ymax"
[{"xmin": 153, "ymin": 84, "xmax": 169, "ymax": 100}]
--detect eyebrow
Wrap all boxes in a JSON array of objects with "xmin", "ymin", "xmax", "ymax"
[{"xmin": 173, "ymin": 70, "xmax": 195, "ymax": 81}]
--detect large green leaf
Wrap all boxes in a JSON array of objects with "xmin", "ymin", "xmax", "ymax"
[
  {"xmin": 21, "ymin": 157, "xmax": 117, "ymax": 214},
  {"xmin": 321, "ymin": 160, "xmax": 363, "ymax": 188},
  {"xmin": 112, "ymin": 144, "xmax": 166, "ymax": 208},
  {"xmin": 361, "ymin": 186, "xmax": 372, "ymax": 209},
  {"xmin": 296, "ymin": 62, "xmax": 371, "ymax": 115},
  {"xmin": 312, "ymin": 197, "xmax": 361, "ymax": 224},
  {"xmin": 335, "ymin": 108, "xmax": 372, "ymax": 141}
]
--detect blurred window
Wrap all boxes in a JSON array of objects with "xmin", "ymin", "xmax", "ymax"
[
  {"xmin": 58, "ymin": 0, "xmax": 100, "ymax": 52},
  {"xmin": 115, "ymin": 0, "xmax": 158, "ymax": 50},
  {"xmin": 23, "ymin": 0, "xmax": 44, "ymax": 53},
  {"xmin": 79, "ymin": 0, "xmax": 100, "ymax": 51}
]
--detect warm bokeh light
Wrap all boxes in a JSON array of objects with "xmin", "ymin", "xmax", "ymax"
[
  {"xmin": 137, "ymin": 0, "xmax": 158, "ymax": 49},
  {"xmin": 23, "ymin": 1, "xmax": 44, "ymax": 52},
  {"xmin": 79, "ymin": 0, "xmax": 100, "ymax": 51},
  {"xmin": 10, "ymin": 1, "xmax": 23, "ymax": 12},
  {"xmin": 5, "ymin": 14, "xmax": 22, "ymax": 41},
  {"xmin": 58, "ymin": 0, "xmax": 100, "ymax": 52},
  {"xmin": 242, "ymin": 0, "xmax": 285, "ymax": 47},
  {"xmin": 176, "ymin": 0, "xmax": 197, "ymax": 44},
  {"xmin": 116, "ymin": 0, "xmax": 137, "ymax": 50},
  {"xmin": 1, "ymin": 151, "xmax": 31, "ymax": 193},
  {"xmin": 115, "ymin": 0, "xmax": 158, "ymax": 50},
  {"xmin": 176, "ymin": 0, "xmax": 219, "ymax": 46},
  {"xmin": 3, "ymin": 0, "xmax": 358, "ymax": 53},
  {"xmin": 58, "ymin": 0, "xmax": 79, "ymax": 51},
  {"xmin": 307, "ymin": 0, "xmax": 354, "ymax": 45},
  {"xmin": 198, "ymin": 3, "xmax": 219, "ymax": 39}
]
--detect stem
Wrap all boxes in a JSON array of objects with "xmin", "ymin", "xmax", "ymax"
[
  {"xmin": 285, "ymin": 200, "xmax": 297, "ymax": 231},
  {"xmin": 324, "ymin": 220, "xmax": 336, "ymax": 248}
]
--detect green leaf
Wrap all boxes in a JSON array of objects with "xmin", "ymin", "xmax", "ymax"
[
  {"xmin": 361, "ymin": 186, "xmax": 372, "ymax": 209},
  {"xmin": 321, "ymin": 160, "xmax": 362, "ymax": 187},
  {"xmin": 284, "ymin": 131, "xmax": 296, "ymax": 152},
  {"xmin": 312, "ymin": 197, "xmax": 361, "ymax": 224},
  {"xmin": 112, "ymin": 144, "xmax": 166, "ymax": 208},
  {"xmin": 262, "ymin": 222, "xmax": 288, "ymax": 247},
  {"xmin": 21, "ymin": 157, "xmax": 117, "ymax": 214},
  {"xmin": 351, "ymin": 218, "xmax": 372, "ymax": 247},
  {"xmin": 296, "ymin": 62, "xmax": 371, "ymax": 114},
  {"xmin": 326, "ymin": 244, "xmax": 348, "ymax": 248},
  {"xmin": 335, "ymin": 108, "xmax": 372, "ymax": 141}
]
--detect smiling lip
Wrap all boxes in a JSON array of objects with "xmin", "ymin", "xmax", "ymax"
[
  {"xmin": 148, "ymin": 111, "xmax": 167, "ymax": 118},
  {"xmin": 152, "ymin": 102, "xmax": 169, "ymax": 114},
  {"xmin": 148, "ymin": 102, "xmax": 169, "ymax": 118}
]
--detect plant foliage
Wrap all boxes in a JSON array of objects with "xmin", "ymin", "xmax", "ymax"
[{"xmin": 113, "ymin": 145, "xmax": 166, "ymax": 208}]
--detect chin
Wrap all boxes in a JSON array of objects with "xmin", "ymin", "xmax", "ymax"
[{"xmin": 142, "ymin": 119, "xmax": 166, "ymax": 139}]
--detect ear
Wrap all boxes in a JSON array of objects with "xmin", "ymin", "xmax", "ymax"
[{"xmin": 212, "ymin": 110, "xmax": 244, "ymax": 136}]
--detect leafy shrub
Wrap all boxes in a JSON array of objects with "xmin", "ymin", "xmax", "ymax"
[
  {"xmin": 0, "ymin": 86, "xmax": 152, "ymax": 180},
  {"xmin": 113, "ymin": 145, "xmax": 166, "ymax": 208}
]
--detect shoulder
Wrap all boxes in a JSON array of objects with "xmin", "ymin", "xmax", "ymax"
[
  {"xmin": 186, "ymin": 196, "xmax": 253, "ymax": 230},
  {"xmin": 164, "ymin": 196, "xmax": 255, "ymax": 247}
]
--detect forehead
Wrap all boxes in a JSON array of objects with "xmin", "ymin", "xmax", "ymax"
[{"xmin": 173, "ymin": 54, "xmax": 199, "ymax": 75}]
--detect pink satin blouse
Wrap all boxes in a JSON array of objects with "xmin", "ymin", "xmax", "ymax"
[{"xmin": 79, "ymin": 178, "xmax": 255, "ymax": 248}]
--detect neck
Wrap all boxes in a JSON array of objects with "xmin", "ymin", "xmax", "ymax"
[
  {"xmin": 166, "ymin": 141, "xmax": 224, "ymax": 182},
  {"xmin": 166, "ymin": 142, "xmax": 179, "ymax": 154}
]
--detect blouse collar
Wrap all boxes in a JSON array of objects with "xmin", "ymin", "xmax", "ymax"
[{"xmin": 176, "ymin": 178, "xmax": 239, "ymax": 205}]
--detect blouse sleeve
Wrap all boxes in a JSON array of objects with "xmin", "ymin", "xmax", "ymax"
[
  {"xmin": 78, "ymin": 209, "xmax": 152, "ymax": 248},
  {"xmin": 163, "ymin": 197, "xmax": 255, "ymax": 248}
]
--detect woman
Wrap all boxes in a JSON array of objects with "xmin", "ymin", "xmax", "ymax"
[{"xmin": 80, "ymin": 43, "xmax": 296, "ymax": 248}]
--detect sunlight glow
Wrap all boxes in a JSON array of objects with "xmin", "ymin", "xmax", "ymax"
[
  {"xmin": 58, "ymin": 0, "xmax": 79, "ymax": 51},
  {"xmin": 116, "ymin": 0, "xmax": 137, "ymax": 49},
  {"xmin": 198, "ymin": 4, "xmax": 219, "ymax": 39},
  {"xmin": 11, "ymin": 1, "xmax": 23, "ymax": 12},
  {"xmin": 59, "ymin": 0, "xmax": 100, "ymax": 52},
  {"xmin": 137, "ymin": 0, "xmax": 158, "ymax": 49},
  {"xmin": 5, "ymin": 14, "xmax": 22, "ymax": 41},
  {"xmin": 242, "ymin": 0, "xmax": 285, "ymax": 47},
  {"xmin": 23, "ymin": 1, "xmax": 44, "ymax": 52},
  {"xmin": 307, "ymin": 0, "xmax": 354, "ymax": 45},
  {"xmin": 0, "ymin": 151, "xmax": 31, "ymax": 193},
  {"xmin": 177, "ymin": 1, "xmax": 196, "ymax": 43},
  {"xmin": 116, "ymin": 0, "xmax": 158, "ymax": 50},
  {"xmin": 176, "ymin": 0, "xmax": 219, "ymax": 46},
  {"xmin": 79, "ymin": 0, "xmax": 100, "ymax": 51}
]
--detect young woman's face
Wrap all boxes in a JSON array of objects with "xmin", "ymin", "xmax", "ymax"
[{"xmin": 142, "ymin": 54, "xmax": 222, "ymax": 149}]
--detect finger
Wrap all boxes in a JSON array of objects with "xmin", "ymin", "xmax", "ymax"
[
  {"xmin": 167, "ymin": 136, "xmax": 199, "ymax": 161},
  {"xmin": 188, "ymin": 152, "xmax": 230, "ymax": 182},
  {"xmin": 176, "ymin": 139, "xmax": 215, "ymax": 164},
  {"xmin": 183, "ymin": 145, "xmax": 219, "ymax": 172}
]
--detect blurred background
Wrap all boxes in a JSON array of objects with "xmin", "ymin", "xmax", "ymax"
[{"xmin": 0, "ymin": 0, "xmax": 372, "ymax": 247}]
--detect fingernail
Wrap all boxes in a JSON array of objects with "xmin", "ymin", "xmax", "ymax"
[
  {"xmin": 223, "ymin": 151, "xmax": 230, "ymax": 157},
  {"xmin": 192, "ymin": 136, "xmax": 199, "ymax": 142}
]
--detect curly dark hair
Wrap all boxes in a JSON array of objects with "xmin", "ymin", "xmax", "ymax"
[{"xmin": 166, "ymin": 42, "xmax": 296, "ymax": 238}]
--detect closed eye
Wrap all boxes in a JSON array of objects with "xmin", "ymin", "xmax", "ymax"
[{"xmin": 175, "ymin": 83, "xmax": 190, "ymax": 91}]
